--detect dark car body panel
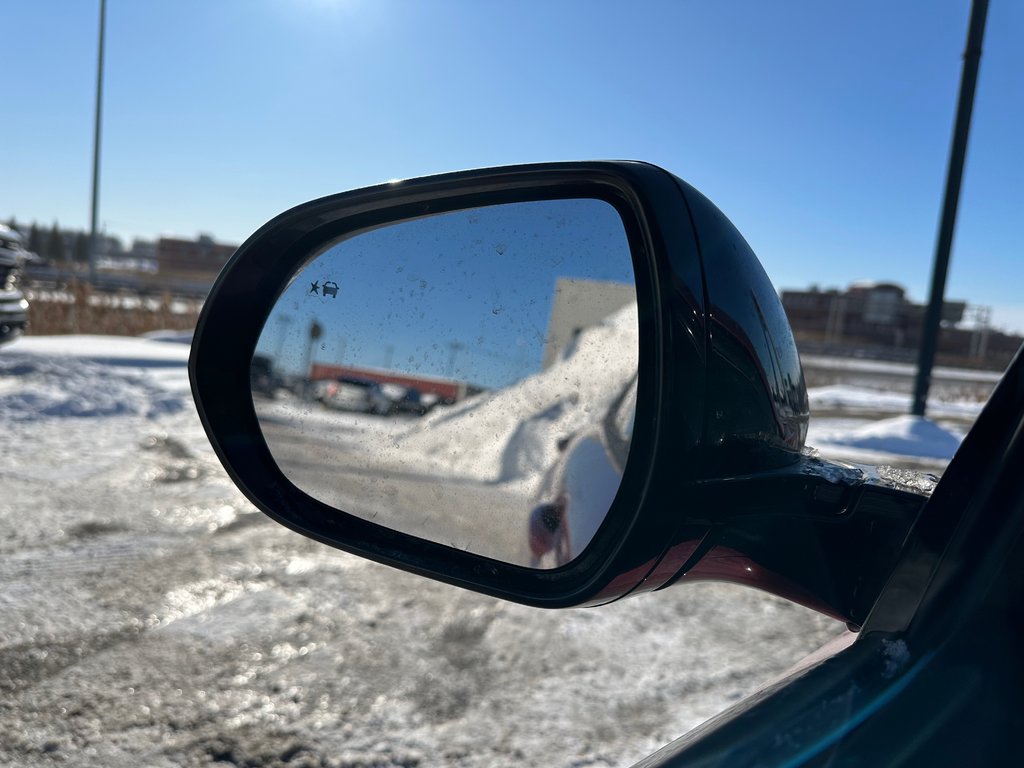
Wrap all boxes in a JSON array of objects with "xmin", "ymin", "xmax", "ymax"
[
  {"xmin": 640, "ymin": 346, "xmax": 1024, "ymax": 766},
  {"xmin": 676, "ymin": 178, "xmax": 809, "ymax": 474}
]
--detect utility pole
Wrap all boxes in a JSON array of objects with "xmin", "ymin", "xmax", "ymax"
[
  {"xmin": 447, "ymin": 341, "xmax": 464, "ymax": 377},
  {"xmin": 88, "ymin": 0, "xmax": 107, "ymax": 284},
  {"xmin": 306, "ymin": 320, "xmax": 323, "ymax": 378},
  {"xmin": 912, "ymin": 0, "xmax": 989, "ymax": 416}
]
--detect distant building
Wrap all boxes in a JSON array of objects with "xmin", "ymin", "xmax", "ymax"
[
  {"xmin": 155, "ymin": 234, "xmax": 237, "ymax": 276},
  {"xmin": 96, "ymin": 234, "xmax": 124, "ymax": 258},
  {"xmin": 46, "ymin": 230, "xmax": 122, "ymax": 263},
  {"xmin": 127, "ymin": 239, "xmax": 156, "ymax": 262},
  {"xmin": 541, "ymin": 277, "xmax": 637, "ymax": 369},
  {"xmin": 96, "ymin": 238, "xmax": 158, "ymax": 274},
  {"xmin": 782, "ymin": 282, "xmax": 1020, "ymax": 370}
]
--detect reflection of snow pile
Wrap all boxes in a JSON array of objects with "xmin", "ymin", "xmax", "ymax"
[
  {"xmin": 0, "ymin": 335, "xmax": 191, "ymax": 424},
  {"xmin": 400, "ymin": 302, "xmax": 638, "ymax": 485},
  {"xmin": 814, "ymin": 415, "xmax": 964, "ymax": 461}
]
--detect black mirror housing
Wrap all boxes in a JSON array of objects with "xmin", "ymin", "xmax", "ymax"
[{"xmin": 190, "ymin": 161, "xmax": 922, "ymax": 623}]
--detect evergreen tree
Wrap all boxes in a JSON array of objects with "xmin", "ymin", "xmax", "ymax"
[
  {"xmin": 28, "ymin": 222, "xmax": 43, "ymax": 255},
  {"xmin": 73, "ymin": 232, "xmax": 89, "ymax": 263},
  {"xmin": 47, "ymin": 222, "xmax": 66, "ymax": 262}
]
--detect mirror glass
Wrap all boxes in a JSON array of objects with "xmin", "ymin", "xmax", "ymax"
[{"xmin": 251, "ymin": 198, "xmax": 638, "ymax": 568}]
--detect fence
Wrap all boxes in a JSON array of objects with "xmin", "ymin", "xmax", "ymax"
[{"xmin": 25, "ymin": 281, "xmax": 202, "ymax": 337}]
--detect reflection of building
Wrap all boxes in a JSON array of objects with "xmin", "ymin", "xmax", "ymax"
[
  {"xmin": 155, "ymin": 234, "xmax": 237, "ymax": 277},
  {"xmin": 782, "ymin": 282, "xmax": 1021, "ymax": 369},
  {"xmin": 310, "ymin": 363, "xmax": 470, "ymax": 403},
  {"xmin": 542, "ymin": 278, "xmax": 637, "ymax": 369}
]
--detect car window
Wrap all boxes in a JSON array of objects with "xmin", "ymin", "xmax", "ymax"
[{"xmin": 3, "ymin": 3, "xmax": 1018, "ymax": 765}]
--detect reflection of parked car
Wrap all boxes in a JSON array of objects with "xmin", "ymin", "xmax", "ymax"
[
  {"xmin": 317, "ymin": 377, "xmax": 392, "ymax": 414},
  {"xmin": 529, "ymin": 375, "xmax": 637, "ymax": 567},
  {"xmin": 250, "ymin": 355, "xmax": 279, "ymax": 399},
  {"xmin": 390, "ymin": 386, "xmax": 433, "ymax": 416},
  {"xmin": 0, "ymin": 225, "xmax": 30, "ymax": 346}
]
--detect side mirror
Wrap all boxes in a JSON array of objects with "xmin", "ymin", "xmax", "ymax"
[{"xmin": 190, "ymin": 161, "xmax": 926, "ymax": 625}]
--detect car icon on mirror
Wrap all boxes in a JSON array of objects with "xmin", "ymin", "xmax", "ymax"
[{"xmin": 323, "ymin": 280, "xmax": 339, "ymax": 298}]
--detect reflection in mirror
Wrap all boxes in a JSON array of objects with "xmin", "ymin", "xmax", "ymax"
[{"xmin": 251, "ymin": 198, "xmax": 638, "ymax": 568}]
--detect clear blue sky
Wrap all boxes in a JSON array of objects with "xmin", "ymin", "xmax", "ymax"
[
  {"xmin": 4, "ymin": 1, "xmax": 1022, "ymax": 330},
  {"xmin": 256, "ymin": 198, "xmax": 633, "ymax": 387}
]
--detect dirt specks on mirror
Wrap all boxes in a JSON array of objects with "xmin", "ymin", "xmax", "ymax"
[{"xmin": 251, "ymin": 198, "xmax": 639, "ymax": 568}]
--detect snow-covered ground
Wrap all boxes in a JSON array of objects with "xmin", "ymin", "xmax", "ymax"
[
  {"xmin": 808, "ymin": 414, "xmax": 966, "ymax": 465},
  {"xmin": 0, "ymin": 333, "xmax": 985, "ymax": 766},
  {"xmin": 801, "ymin": 353, "xmax": 1003, "ymax": 384},
  {"xmin": 805, "ymin": 382, "xmax": 981, "ymax": 470}
]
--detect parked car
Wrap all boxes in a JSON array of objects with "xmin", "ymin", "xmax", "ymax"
[
  {"xmin": 389, "ymin": 386, "xmax": 433, "ymax": 416},
  {"xmin": 0, "ymin": 224, "xmax": 30, "ymax": 346},
  {"xmin": 249, "ymin": 354, "xmax": 279, "ymax": 399},
  {"xmin": 193, "ymin": 162, "xmax": 1024, "ymax": 765},
  {"xmin": 316, "ymin": 376, "xmax": 392, "ymax": 415}
]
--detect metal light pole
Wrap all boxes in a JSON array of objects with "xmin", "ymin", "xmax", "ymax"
[
  {"xmin": 447, "ymin": 341, "xmax": 464, "ymax": 377},
  {"xmin": 88, "ymin": 0, "xmax": 107, "ymax": 284},
  {"xmin": 912, "ymin": 0, "xmax": 989, "ymax": 416},
  {"xmin": 306, "ymin": 320, "xmax": 323, "ymax": 378}
]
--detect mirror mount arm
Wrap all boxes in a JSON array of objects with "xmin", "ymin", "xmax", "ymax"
[{"xmin": 662, "ymin": 456, "xmax": 929, "ymax": 627}]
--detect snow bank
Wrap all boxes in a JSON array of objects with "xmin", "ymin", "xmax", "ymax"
[
  {"xmin": 809, "ymin": 385, "xmax": 983, "ymax": 419},
  {"xmin": 0, "ymin": 335, "xmax": 192, "ymax": 423},
  {"xmin": 802, "ymin": 354, "xmax": 1004, "ymax": 383},
  {"xmin": 140, "ymin": 329, "xmax": 194, "ymax": 345},
  {"xmin": 814, "ymin": 415, "xmax": 964, "ymax": 460},
  {"xmin": 5, "ymin": 334, "xmax": 191, "ymax": 365},
  {"xmin": 399, "ymin": 302, "xmax": 638, "ymax": 485}
]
